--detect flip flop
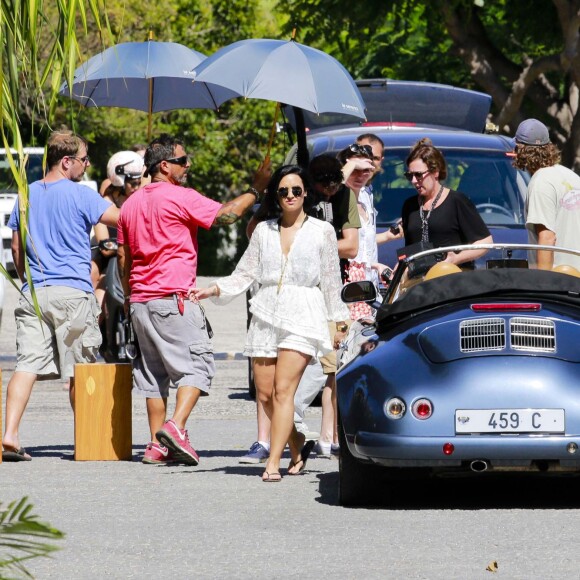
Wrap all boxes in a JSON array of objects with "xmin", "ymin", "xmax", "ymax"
[
  {"xmin": 287, "ymin": 439, "xmax": 316, "ymax": 476},
  {"xmin": 262, "ymin": 470, "xmax": 282, "ymax": 482},
  {"xmin": 2, "ymin": 447, "xmax": 32, "ymax": 462}
]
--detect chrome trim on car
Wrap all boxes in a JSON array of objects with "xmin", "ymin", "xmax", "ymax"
[
  {"xmin": 460, "ymin": 318, "xmax": 505, "ymax": 352},
  {"xmin": 459, "ymin": 316, "xmax": 556, "ymax": 353},
  {"xmin": 510, "ymin": 317, "xmax": 556, "ymax": 352}
]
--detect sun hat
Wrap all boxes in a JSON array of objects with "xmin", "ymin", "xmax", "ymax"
[{"xmin": 514, "ymin": 119, "xmax": 550, "ymax": 146}]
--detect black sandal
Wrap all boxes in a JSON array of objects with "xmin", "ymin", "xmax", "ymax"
[
  {"xmin": 262, "ymin": 470, "xmax": 282, "ymax": 482},
  {"xmin": 287, "ymin": 439, "xmax": 315, "ymax": 475}
]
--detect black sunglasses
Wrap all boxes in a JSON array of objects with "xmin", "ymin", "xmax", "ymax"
[
  {"xmin": 277, "ymin": 186, "xmax": 304, "ymax": 198},
  {"xmin": 347, "ymin": 143, "xmax": 373, "ymax": 158},
  {"xmin": 404, "ymin": 169, "xmax": 430, "ymax": 182},
  {"xmin": 164, "ymin": 155, "xmax": 189, "ymax": 167}
]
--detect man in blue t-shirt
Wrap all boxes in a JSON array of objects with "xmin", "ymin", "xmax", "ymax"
[{"xmin": 2, "ymin": 131, "xmax": 119, "ymax": 462}]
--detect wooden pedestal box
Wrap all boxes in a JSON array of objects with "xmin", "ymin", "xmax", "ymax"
[{"xmin": 74, "ymin": 363, "xmax": 132, "ymax": 461}]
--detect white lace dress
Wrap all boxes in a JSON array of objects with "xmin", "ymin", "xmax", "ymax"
[{"xmin": 211, "ymin": 217, "xmax": 349, "ymax": 358}]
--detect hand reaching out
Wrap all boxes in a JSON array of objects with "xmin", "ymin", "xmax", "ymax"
[{"xmin": 188, "ymin": 285, "xmax": 219, "ymax": 302}]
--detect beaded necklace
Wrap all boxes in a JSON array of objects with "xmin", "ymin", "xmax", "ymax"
[{"xmin": 419, "ymin": 184, "xmax": 444, "ymax": 242}]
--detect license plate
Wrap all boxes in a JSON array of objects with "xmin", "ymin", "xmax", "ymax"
[{"xmin": 455, "ymin": 409, "xmax": 565, "ymax": 433}]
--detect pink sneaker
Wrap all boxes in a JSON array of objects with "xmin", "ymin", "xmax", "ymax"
[
  {"xmin": 142, "ymin": 442, "xmax": 174, "ymax": 465},
  {"xmin": 156, "ymin": 420, "xmax": 199, "ymax": 466}
]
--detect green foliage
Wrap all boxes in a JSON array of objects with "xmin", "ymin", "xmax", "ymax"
[
  {"xmin": 0, "ymin": 497, "xmax": 64, "ymax": 579},
  {"xmin": 56, "ymin": 0, "xmax": 292, "ymax": 274}
]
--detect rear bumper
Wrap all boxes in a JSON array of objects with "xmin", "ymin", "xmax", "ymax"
[{"xmin": 353, "ymin": 431, "xmax": 580, "ymax": 468}]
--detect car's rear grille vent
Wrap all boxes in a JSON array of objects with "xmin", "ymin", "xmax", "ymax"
[
  {"xmin": 510, "ymin": 317, "xmax": 556, "ymax": 352},
  {"xmin": 460, "ymin": 318, "xmax": 505, "ymax": 352}
]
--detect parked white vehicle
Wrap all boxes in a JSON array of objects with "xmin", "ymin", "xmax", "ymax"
[{"xmin": 0, "ymin": 147, "xmax": 98, "ymax": 272}]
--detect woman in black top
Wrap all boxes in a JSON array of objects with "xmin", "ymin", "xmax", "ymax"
[{"xmin": 401, "ymin": 138, "xmax": 492, "ymax": 268}]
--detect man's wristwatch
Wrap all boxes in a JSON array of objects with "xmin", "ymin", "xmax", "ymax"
[{"xmin": 336, "ymin": 322, "xmax": 348, "ymax": 333}]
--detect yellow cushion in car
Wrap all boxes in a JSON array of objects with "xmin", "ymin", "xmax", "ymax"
[
  {"xmin": 552, "ymin": 264, "xmax": 580, "ymax": 277},
  {"xmin": 424, "ymin": 262, "xmax": 463, "ymax": 280}
]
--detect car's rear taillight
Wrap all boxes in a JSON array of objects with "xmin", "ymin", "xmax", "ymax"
[
  {"xmin": 471, "ymin": 303, "xmax": 541, "ymax": 312},
  {"xmin": 384, "ymin": 397, "xmax": 406, "ymax": 419},
  {"xmin": 412, "ymin": 398, "xmax": 433, "ymax": 420}
]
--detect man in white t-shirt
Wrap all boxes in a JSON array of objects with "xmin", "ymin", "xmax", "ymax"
[{"xmin": 514, "ymin": 118, "xmax": 580, "ymax": 269}]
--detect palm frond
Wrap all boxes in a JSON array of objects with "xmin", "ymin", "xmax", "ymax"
[{"xmin": 0, "ymin": 497, "xmax": 64, "ymax": 578}]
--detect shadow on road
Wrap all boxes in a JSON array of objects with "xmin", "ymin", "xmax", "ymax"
[{"xmin": 315, "ymin": 471, "xmax": 580, "ymax": 510}]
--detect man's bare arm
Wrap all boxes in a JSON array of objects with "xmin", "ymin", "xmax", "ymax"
[
  {"xmin": 11, "ymin": 230, "xmax": 25, "ymax": 282},
  {"xmin": 117, "ymin": 244, "xmax": 132, "ymax": 300},
  {"xmin": 338, "ymin": 227, "xmax": 359, "ymax": 259},
  {"xmin": 536, "ymin": 224, "xmax": 556, "ymax": 270},
  {"xmin": 213, "ymin": 192, "xmax": 257, "ymax": 226},
  {"xmin": 100, "ymin": 204, "xmax": 120, "ymax": 228}
]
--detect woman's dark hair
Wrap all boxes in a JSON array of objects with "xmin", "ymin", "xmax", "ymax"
[
  {"xmin": 254, "ymin": 165, "xmax": 316, "ymax": 222},
  {"xmin": 406, "ymin": 137, "xmax": 447, "ymax": 180},
  {"xmin": 309, "ymin": 154, "xmax": 343, "ymax": 184}
]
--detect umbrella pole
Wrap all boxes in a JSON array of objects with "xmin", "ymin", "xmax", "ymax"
[
  {"xmin": 147, "ymin": 77, "xmax": 153, "ymax": 141},
  {"xmin": 264, "ymin": 101, "xmax": 281, "ymax": 164},
  {"xmin": 293, "ymin": 106, "xmax": 309, "ymax": 169}
]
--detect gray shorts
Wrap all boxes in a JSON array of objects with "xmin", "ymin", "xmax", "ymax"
[
  {"xmin": 15, "ymin": 286, "xmax": 101, "ymax": 380},
  {"xmin": 130, "ymin": 297, "xmax": 215, "ymax": 399}
]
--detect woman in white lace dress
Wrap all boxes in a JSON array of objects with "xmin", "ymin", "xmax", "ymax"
[{"xmin": 190, "ymin": 165, "xmax": 349, "ymax": 482}]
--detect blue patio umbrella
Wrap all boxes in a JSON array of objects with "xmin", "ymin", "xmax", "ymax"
[
  {"xmin": 59, "ymin": 40, "xmax": 238, "ymax": 138},
  {"xmin": 191, "ymin": 38, "xmax": 367, "ymax": 166}
]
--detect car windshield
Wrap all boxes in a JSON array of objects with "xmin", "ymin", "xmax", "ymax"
[
  {"xmin": 372, "ymin": 149, "xmax": 527, "ymax": 227},
  {"xmin": 0, "ymin": 153, "xmax": 44, "ymax": 191}
]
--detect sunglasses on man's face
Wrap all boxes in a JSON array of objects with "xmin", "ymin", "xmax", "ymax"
[
  {"xmin": 404, "ymin": 169, "xmax": 430, "ymax": 182},
  {"xmin": 277, "ymin": 186, "xmax": 304, "ymax": 198},
  {"xmin": 164, "ymin": 155, "xmax": 189, "ymax": 167}
]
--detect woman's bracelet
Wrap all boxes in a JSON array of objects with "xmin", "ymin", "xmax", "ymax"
[{"xmin": 245, "ymin": 187, "xmax": 260, "ymax": 200}]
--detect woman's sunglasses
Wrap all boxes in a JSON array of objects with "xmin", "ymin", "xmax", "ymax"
[
  {"xmin": 404, "ymin": 169, "xmax": 430, "ymax": 182},
  {"xmin": 277, "ymin": 186, "xmax": 304, "ymax": 198}
]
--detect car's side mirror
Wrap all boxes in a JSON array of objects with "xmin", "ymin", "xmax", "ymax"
[{"xmin": 341, "ymin": 280, "xmax": 377, "ymax": 303}]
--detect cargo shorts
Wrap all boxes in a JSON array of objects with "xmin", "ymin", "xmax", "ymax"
[
  {"xmin": 15, "ymin": 286, "xmax": 101, "ymax": 380},
  {"xmin": 130, "ymin": 297, "xmax": 215, "ymax": 399}
]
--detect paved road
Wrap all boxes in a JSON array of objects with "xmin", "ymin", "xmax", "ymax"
[{"xmin": 2, "ymin": 279, "xmax": 580, "ymax": 578}]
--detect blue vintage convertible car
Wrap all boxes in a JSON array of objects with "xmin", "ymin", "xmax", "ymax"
[{"xmin": 337, "ymin": 244, "xmax": 580, "ymax": 506}]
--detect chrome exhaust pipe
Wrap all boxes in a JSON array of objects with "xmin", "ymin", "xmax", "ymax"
[{"xmin": 470, "ymin": 460, "xmax": 488, "ymax": 472}]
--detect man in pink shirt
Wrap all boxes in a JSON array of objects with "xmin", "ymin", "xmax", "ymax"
[{"xmin": 118, "ymin": 133, "xmax": 261, "ymax": 465}]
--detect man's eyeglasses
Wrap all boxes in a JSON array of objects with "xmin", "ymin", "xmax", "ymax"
[
  {"xmin": 277, "ymin": 186, "xmax": 304, "ymax": 198},
  {"xmin": 163, "ymin": 155, "xmax": 189, "ymax": 167},
  {"xmin": 70, "ymin": 155, "xmax": 90, "ymax": 164},
  {"xmin": 404, "ymin": 169, "xmax": 430, "ymax": 182}
]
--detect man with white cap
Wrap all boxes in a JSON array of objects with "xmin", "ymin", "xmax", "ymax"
[{"xmin": 513, "ymin": 118, "xmax": 580, "ymax": 269}]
